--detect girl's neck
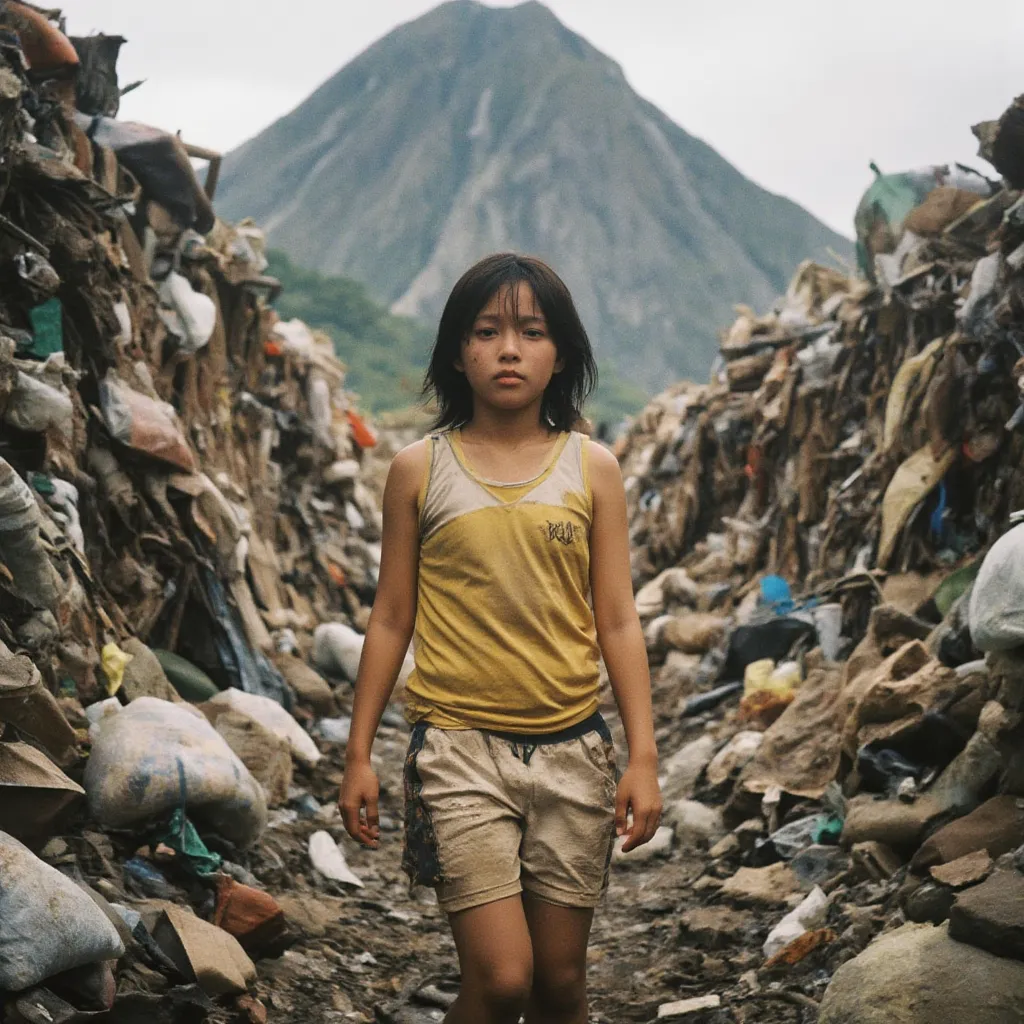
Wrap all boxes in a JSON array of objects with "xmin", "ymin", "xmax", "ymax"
[{"xmin": 460, "ymin": 397, "xmax": 556, "ymax": 447}]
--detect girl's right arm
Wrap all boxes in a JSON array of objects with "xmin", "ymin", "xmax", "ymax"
[{"xmin": 339, "ymin": 440, "xmax": 426, "ymax": 848}]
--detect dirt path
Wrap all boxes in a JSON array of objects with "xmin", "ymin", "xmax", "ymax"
[{"xmin": 240, "ymin": 707, "xmax": 829, "ymax": 1024}]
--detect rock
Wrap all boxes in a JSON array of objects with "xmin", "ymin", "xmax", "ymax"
[
  {"xmin": 679, "ymin": 906, "xmax": 753, "ymax": 949},
  {"xmin": 151, "ymin": 906, "xmax": 256, "ymax": 997},
  {"xmin": 705, "ymin": 731, "xmax": 763, "ymax": 786},
  {"xmin": 912, "ymin": 796, "xmax": 1024, "ymax": 871},
  {"xmin": 929, "ymin": 849, "xmax": 993, "ymax": 889},
  {"xmin": 708, "ymin": 834, "xmax": 740, "ymax": 859},
  {"xmin": 276, "ymin": 893, "xmax": 344, "ymax": 939},
  {"xmin": 613, "ymin": 825, "xmax": 673, "ymax": 864},
  {"xmin": 949, "ymin": 870, "xmax": 1024, "ymax": 961},
  {"xmin": 720, "ymin": 863, "xmax": 798, "ymax": 906},
  {"xmin": 850, "ymin": 841, "xmax": 903, "ymax": 881},
  {"xmin": 663, "ymin": 799, "xmax": 724, "ymax": 847},
  {"xmin": 657, "ymin": 995, "xmax": 721, "ymax": 1018},
  {"xmin": 120, "ymin": 638, "xmax": 183, "ymax": 704},
  {"xmin": 818, "ymin": 923, "xmax": 1024, "ymax": 1023},
  {"xmin": 272, "ymin": 652, "xmax": 337, "ymax": 715},
  {"xmin": 905, "ymin": 882, "xmax": 956, "ymax": 925},
  {"xmin": 202, "ymin": 706, "xmax": 293, "ymax": 808}
]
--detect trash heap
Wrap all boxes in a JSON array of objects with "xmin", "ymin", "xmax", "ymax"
[
  {"xmin": 616, "ymin": 95, "xmax": 1024, "ymax": 1021},
  {"xmin": 0, "ymin": 6, "xmax": 396, "ymax": 1020}
]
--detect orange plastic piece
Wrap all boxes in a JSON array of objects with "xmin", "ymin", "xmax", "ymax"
[
  {"xmin": 327, "ymin": 563, "xmax": 346, "ymax": 586},
  {"xmin": 346, "ymin": 409, "xmax": 377, "ymax": 449}
]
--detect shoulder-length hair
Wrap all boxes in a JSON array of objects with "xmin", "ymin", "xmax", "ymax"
[{"xmin": 424, "ymin": 253, "xmax": 598, "ymax": 432}]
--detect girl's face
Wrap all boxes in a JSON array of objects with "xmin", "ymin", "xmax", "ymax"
[{"xmin": 455, "ymin": 282, "xmax": 564, "ymax": 416}]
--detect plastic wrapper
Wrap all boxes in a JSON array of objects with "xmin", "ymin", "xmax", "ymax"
[{"xmin": 99, "ymin": 376, "xmax": 196, "ymax": 472}]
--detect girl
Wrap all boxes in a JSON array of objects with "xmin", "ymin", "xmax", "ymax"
[{"xmin": 339, "ymin": 253, "xmax": 662, "ymax": 1024}]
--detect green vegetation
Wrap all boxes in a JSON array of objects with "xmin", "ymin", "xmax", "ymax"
[
  {"xmin": 270, "ymin": 251, "xmax": 432, "ymax": 411},
  {"xmin": 269, "ymin": 250, "xmax": 649, "ymax": 425}
]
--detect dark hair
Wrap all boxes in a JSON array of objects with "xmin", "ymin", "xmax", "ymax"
[{"xmin": 424, "ymin": 253, "xmax": 598, "ymax": 432}]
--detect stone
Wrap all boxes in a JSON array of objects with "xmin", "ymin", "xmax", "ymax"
[
  {"xmin": 613, "ymin": 825, "xmax": 673, "ymax": 864},
  {"xmin": 912, "ymin": 796, "xmax": 1024, "ymax": 871},
  {"xmin": 720, "ymin": 863, "xmax": 798, "ymax": 907},
  {"xmin": 679, "ymin": 906, "xmax": 753, "ymax": 949},
  {"xmin": 929, "ymin": 849, "xmax": 993, "ymax": 889},
  {"xmin": 151, "ymin": 906, "xmax": 256, "ymax": 997},
  {"xmin": 272, "ymin": 653, "xmax": 337, "ymax": 716},
  {"xmin": 663, "ymin": 799, "xmax": 725, "ymax": 847},
  {"xmin": 904, "ymin": 882, "xmax": 955, "ymax": 925},
  {"xmin": 705, "ymin": 731, "xmax": 763, "ymax": 786},
  {"xmin": 818, "ymin": 923, "xmax": 1024, "ymax": 1023},
  {"xmin": 120, "ymin": 638, "xmax": 183, "ymax": 704},
  {"xmin": 949, "ymin": 870, "xmax": 1024, "ymax": 961},
  {"xmin": 658, "ymin": 995, "xmax": 721, "ymax": 1018},
  {"xmin": 708, "ymin": 834, "xmax": 740, "ymax": 859}
]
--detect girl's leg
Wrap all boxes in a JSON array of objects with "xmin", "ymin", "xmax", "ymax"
[
  {"xmin": 446, "ymin": 894, "xmax": 534, "ymax": 1024},
  {"xmin": 522, "ymin": 894, "xmax": 594, "ymax": 1024}
]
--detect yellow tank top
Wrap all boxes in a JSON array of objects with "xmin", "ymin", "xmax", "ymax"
[{"xmin": 403, "ymin": 429, "xmax": 600, "ymax": 733}]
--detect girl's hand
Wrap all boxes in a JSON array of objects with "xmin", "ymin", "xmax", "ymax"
[
  {"xmin": 339, "ymin": 760, "xmax": 381, "ymax": 848},
  {"xmin": 615, "ymin": 762, "xmax": 663, "ymax": 853}
]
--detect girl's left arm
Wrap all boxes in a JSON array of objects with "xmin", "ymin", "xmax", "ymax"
[{"xmin": 588, "ymin": 441, "xmax": 663, "ymax": 852}]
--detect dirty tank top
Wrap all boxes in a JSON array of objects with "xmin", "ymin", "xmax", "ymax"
[{"xmin": 403, "ymin": 429, "xmax": 601, "ymax": 733}]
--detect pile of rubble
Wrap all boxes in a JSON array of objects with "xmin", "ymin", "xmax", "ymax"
[
  {"xmin": 611, "ymin": 94, "xmax": 1024, "ymax": 1021},
  {"xmin": 0, "ymin": 5, "xmax": 403, "ymax": 1021}
]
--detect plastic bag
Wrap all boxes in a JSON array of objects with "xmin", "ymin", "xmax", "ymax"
[
  {"xmin": 72, "ymin": 113, "xmax": 214, "ymax": 232},
  {"xmin": 763, "ymin": 886, "xmax": 828, "ymax": 958},
  {"xmin": 84, "ymin": 697, "xmax": 267, "ymax": 847},
  {"xmin": 159, "ymin": 272, "xmax": 217, "ymax": 354},
  {"xmin": 969, "ymin": 523, "xmax": 1024, "ymax": 651},
  {"xmin": 308, "ymin": 830, "xmax": 363, "ymax": 888},
  {"xmin": 0, "ymin": 831, "xmax": 124, "ymax": 992},
  {"xmin": 99, "ymin": 376, "xmax": 196, "ymax": 472},
  {"xmin": 4, "ymin": 367, "xmax": 73, "ymax": 439},
  {"xmin": 0, "ymin": 458, "xmax": 62, "ymax": 609},
  {"xmin": 205, "ymin": 688, "xmax": 321, "ymax": 767}
]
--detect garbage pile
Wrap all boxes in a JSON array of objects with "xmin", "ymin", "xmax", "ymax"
[
  {"xmin": 0, "ymin": 5, "xmax": 393, "ymax": 1020},
  {"xmin": 617, "ymin": 94, "xmax": 1024, "ymax": 1021}
]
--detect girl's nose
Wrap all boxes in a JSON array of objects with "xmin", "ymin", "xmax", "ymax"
[{"xmin": 498, "ymin": 329, "xmax": 521, "ymax": 358}]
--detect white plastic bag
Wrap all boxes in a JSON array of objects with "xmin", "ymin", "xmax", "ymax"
[
  {"xmin": 84, "ymin": 697, "xmax": 267, "ymax": 847},
  {"xmin": 763, "ymin": 886, "xmax": 828, "ymax": 958},
  {"xmin": 308, "ymin": 830, "xmax": 363, "ymax": 888},
  {"xmin": 969, "ymin": 523, "xmax": 1024, "ymax": 651},
  {"xmin": 159, "ymin": 271, "xmax": 217, "ymax": 354},
  {"xmin": 0, "ymin": 831, "xmax": 124, "ymax": 991},
  {"xmin": 205, "ymin": 688, "xmax": 321, "ymax": 767}
]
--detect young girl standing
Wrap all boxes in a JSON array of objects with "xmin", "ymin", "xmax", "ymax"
[{"xmin": 340, "ymin": 253, "xmax": 662, "ymax": 1024}]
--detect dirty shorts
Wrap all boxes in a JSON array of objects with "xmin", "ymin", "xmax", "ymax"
[{"xmin": 402, "ymin": 711, "xmax": 619, "ymax": 914}]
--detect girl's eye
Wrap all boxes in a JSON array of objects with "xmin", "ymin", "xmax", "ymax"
[
  {"xmin": 475, "ymin": 328, "xmax": 497, "ymax": 339},
  {"xmin": 524, "ymin": 329, "xmax": 545, "ymax": 339}
]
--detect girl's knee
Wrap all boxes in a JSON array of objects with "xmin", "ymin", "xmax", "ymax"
[
  {"xmin": 469, "ymin": 956, "xmax": 534, "ymax": 1012},
  {"xmin": 531, "ymin": 962, "xmax": 586, "ymax": 1011}
]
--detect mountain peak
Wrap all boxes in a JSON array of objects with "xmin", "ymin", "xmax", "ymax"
[{"xmin": 218, "ymin": 3, "xmax": 850, "ymax": 391}]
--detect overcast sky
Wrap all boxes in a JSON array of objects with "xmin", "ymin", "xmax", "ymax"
[{"xmin": 62, "ymin": 0, "xmax": 1022, "ymax": 237}]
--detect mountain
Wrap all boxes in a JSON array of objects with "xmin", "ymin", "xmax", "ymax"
[{"xmin": 218, "ymin": 0, "xmax": 852, "ymax": 392}]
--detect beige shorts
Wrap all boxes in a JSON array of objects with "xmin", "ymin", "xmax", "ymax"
[{"xmin": 402, "ymin": 713, "xmax": 618, "ymax": 914}]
